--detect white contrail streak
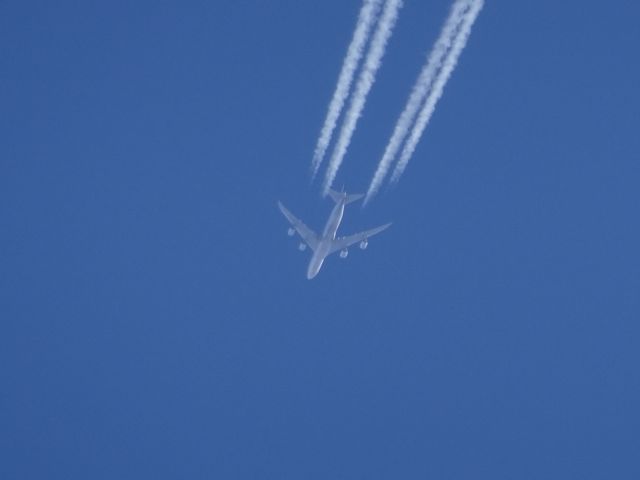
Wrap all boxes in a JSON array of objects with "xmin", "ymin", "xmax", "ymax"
[
  {"xmin": 311, "ymin": 0, "xmax": 383, "ymax": 179},
  {"xmin": 365, "ymin": 0, "xmax": 471, "ymax": 203},
  {"xmin": 391, "ymin": 0, "xmax": 483, "ymax": 183},
  {"xmin": 322, "ymin": 0, "xmax": 403, "ymax": 196}
]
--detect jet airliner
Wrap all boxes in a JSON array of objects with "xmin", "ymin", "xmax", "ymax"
[{"xmin": 278, "ymin": 189, "xmax": 391, "ymax": 279}]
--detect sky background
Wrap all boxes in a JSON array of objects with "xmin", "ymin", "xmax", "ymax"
[{"xmin": 2, "ymin": 0, "xmax": 639, "ymax": 478}]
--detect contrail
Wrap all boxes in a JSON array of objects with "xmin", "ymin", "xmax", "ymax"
[
  {"xmin": 322, "ymin": 0, "xmax": 403, "ymax": 196},
  {"xmin": 365, "ymin": 0, "xmax": 471, "ymax": 203},
  {"xmin": 311, "ymin": 0, "xmax": 383, "ymax": 179},
  {"xmin": 391, "ymin": 0, "xmax": 483, "ymax": 183}
]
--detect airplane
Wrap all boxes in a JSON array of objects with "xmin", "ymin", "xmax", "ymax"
[{"xmin": 278, "ymin": 188, "xmax": 392, "ymax": 279}]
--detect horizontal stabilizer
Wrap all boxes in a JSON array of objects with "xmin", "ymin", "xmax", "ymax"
[{"xmin": 328, "ymin": 188, "xmax": 364, "ymax": 205}]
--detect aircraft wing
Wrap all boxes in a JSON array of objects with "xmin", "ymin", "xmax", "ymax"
[
  {"xmin": 277, "ymin": 201, "xmax": 319, "ymax": 251},
  {"xmin": 329, "ymin": 222, "xmax": 392, "ymax": 254}
]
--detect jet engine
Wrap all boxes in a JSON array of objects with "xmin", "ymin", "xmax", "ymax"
[
  {"xmin": 339, "ymin": 248, "xmax": 348, "ymax": 259},
  {"xmin": 298, "ymin": 243, "xmax": 306, "ymax": 251},
  {"xmin": 287, "ymin": 227, "xmax": 295, "ymax": 236},
  {"xmin": 360, "ymin": 239, "xmax": 368, "ymax": 250}
]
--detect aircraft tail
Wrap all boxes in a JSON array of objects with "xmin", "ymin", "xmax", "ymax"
[{"xmin": 328, "ymin": 188, "xmax": 364, "ymax": 205}]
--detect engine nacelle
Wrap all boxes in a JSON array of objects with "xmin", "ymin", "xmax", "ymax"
[
  {"xmin": 360, "ymin": 239, "xmax": 368, "ymax": 250},
  {"xmin": 339, "ymin": 248, "xmax": 348, "ymax": 259},
  {"xmin": 298, "ymin": 243, "xmax": 307, "ymax": 251},
  {"xmin": 287, "ymin": 227, "xmax": 295, "ymax": 236}
]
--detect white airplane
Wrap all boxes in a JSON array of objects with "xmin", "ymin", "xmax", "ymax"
[{"xmin": 278, "ymin": 188, "xmax": 392, "ymax": 279}]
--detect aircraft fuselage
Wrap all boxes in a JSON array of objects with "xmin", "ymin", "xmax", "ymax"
[{"xmin": 307, "ymin": 199, "xmax": 346, "ymax": 279}]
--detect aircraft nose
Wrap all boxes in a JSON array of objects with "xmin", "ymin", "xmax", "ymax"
[
  {"xmin": 306, "ymin": 256, "xmax": 323, "ymax": 279},
  {"xmin": 306, "ymin": 265, "xmax": 319, "ymax": 280}
]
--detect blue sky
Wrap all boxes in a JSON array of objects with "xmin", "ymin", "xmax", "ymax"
[{"xmin": 2, "ymin": 0, "xmax": 639, "ymax": 478}]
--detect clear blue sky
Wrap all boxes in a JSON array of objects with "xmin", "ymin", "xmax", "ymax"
[{"xmin": 2, "ymin": 1, "xmax": 639, "ymax": 478}]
